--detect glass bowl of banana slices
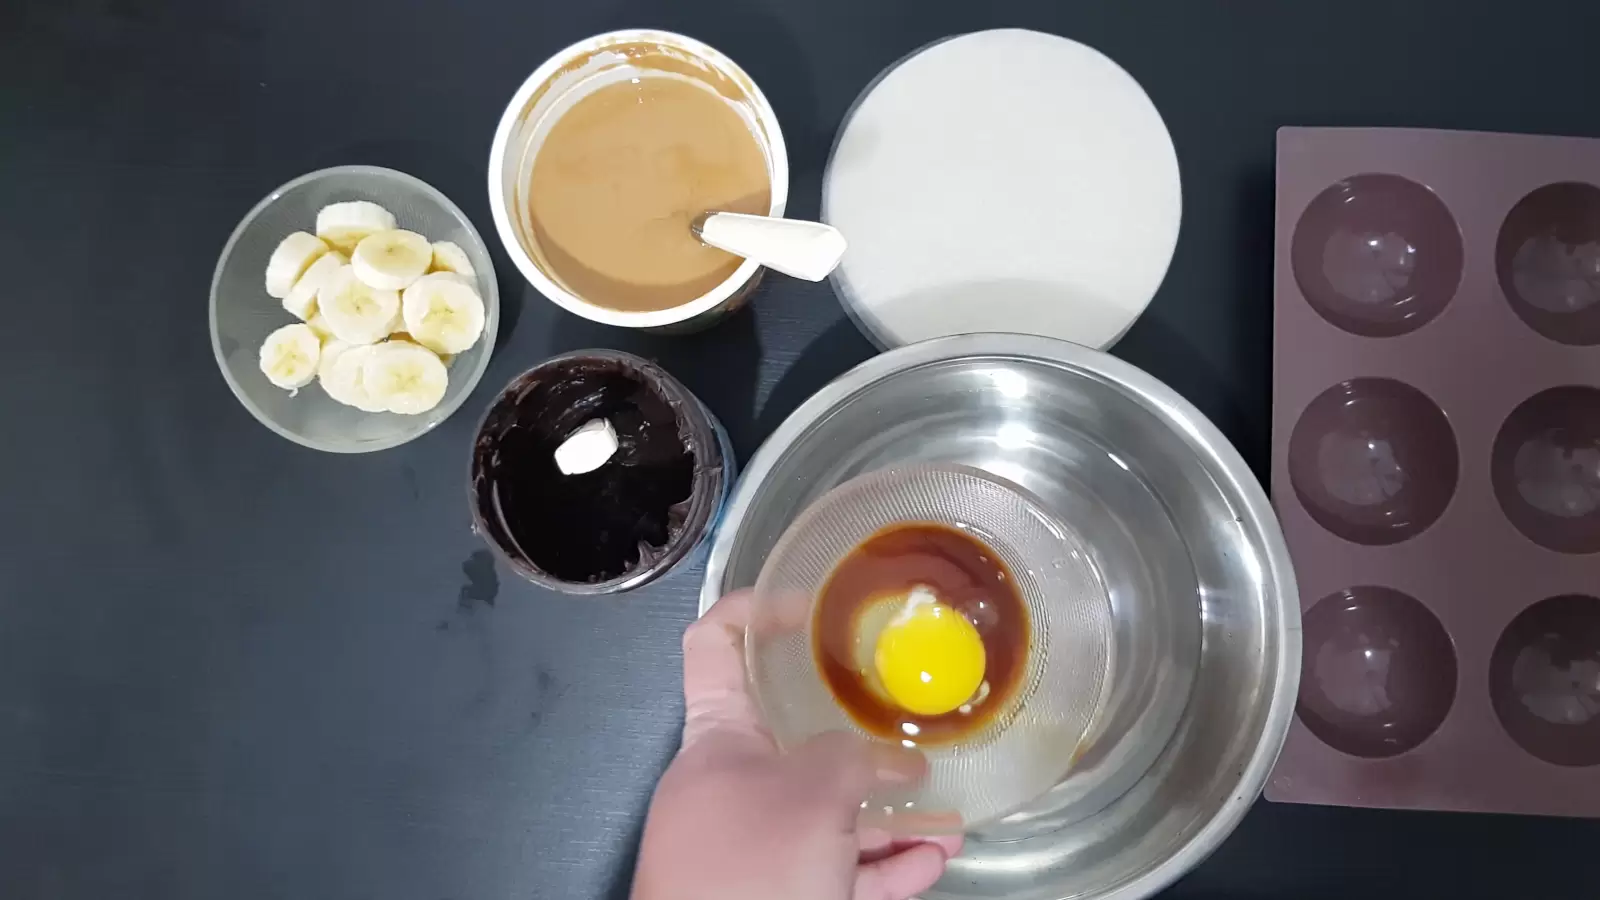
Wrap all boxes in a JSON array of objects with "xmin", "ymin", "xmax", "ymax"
[{"xmin": 210, "ymin": 165, "xmax": 500, "ymax": 453}]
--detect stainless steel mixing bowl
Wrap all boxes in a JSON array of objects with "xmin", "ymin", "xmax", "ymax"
[{"xmin": 699, "ymin": 333, "xmax": 1300, "ymax": 900}]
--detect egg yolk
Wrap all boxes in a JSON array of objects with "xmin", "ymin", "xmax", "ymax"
[{"xmin": 872, "ymin": 594, "xmax": 986, "ymax": 716}]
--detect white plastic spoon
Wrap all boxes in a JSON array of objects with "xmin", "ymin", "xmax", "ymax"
[{"xmin": 693, "ymin": 211, "xmax": 847, "ymax": 282}]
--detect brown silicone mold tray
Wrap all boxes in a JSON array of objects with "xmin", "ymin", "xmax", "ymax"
[{"xmin": 1268, "ymin": 127, "xmax": 1600, "ymax": 816}]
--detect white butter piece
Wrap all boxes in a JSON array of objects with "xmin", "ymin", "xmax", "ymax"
[{"xmin": 554, "ymin": 418, "xmax": 619, "ymax": 476}]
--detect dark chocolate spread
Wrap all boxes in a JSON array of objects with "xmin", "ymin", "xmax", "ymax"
[{"xmin": 471, "ymin": 354, "xmax": 722, "ymax": 588}]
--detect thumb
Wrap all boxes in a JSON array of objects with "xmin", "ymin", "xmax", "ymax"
[{"xmin": 789, "ymin": 731, "xmax": 928, "ymax": 824}]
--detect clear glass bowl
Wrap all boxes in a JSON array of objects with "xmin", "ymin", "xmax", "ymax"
[
  {"xmin": 209, "ymin": 165, "xmax": 500, "ymax": 453},
  {"xmin": 747, "ymin": 464, "xmax": 1114, "ymax": 831}
]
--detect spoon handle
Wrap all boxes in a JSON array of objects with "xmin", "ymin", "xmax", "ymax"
[{"xmin": 696, "ymin": 212, "xmax": 847, "ymax": 282}]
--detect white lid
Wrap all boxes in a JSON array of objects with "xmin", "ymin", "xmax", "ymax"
[
  {"xmin": 823, "ymin": 29, "xmax": 1181, "ymax": 350},
  {"xmin": 554, "ymin": 418, "xmax": 620, "ymax": 475}
]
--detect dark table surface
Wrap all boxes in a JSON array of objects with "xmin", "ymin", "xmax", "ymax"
[{"xmin": 7, "ymin": 1, "xmax": 1600, "ymax": 897}]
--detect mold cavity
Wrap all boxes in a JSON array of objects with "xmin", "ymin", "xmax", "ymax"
[
  {"xmin": 1491, "ymin": 386, "xmax": 1600, "ymax": 554},
  {"xmin": 1490, "ymin": 594, "xmax": 1600, "ymax": 767},
  {"xmin": 1291, "ymin": 174, "xmax": 1462, "ymax": 337},
  {"xmin": 1288, "ymin": 378, "xmax": 1458, "ymax": 545},
  {"xmin": 1298, "ymin": 586, "xmax": 1456, "ymax": 759},
  {"xmin": 1497, "ymin": 182, "xmax": 1600, "ymax": 346}
]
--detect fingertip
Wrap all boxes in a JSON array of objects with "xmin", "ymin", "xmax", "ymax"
[
  {"xmin": 929, "ymin": 833, "xmax": 964, "ymax": 859},
  {"xmin": 854, "ymin": 842, "xmax": 949, "ymax": 900},
  {"xmin": 857, "ymin": 833, "xmax": 963, "ymax": 867},
  {"xmin": 699, "ymin": 589, "xmax": 753, "ymax": 628},
  {"xmin": 683, "ymin": 591, "xmax": 752, "ymax": 661}
]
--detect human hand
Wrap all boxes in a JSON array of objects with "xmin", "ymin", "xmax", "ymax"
[{"xmin": 631, "ymin": 590, "xmax": 962, "ymax": 900}]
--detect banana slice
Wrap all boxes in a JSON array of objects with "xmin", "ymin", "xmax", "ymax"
[
  {"xmin": 318, "ymin": 265, "xmax": 400, "ymax": 345},
  {"xmin": 352, "ymin": 229, "xmax": 432, "ymax": 291},
  {"xmin": 258, "ymin": 323, "xmax": 322, "ymax": 390},
  {"xmin": 319, "ymin": 342, "xmax": 387, "ymax": 412},
  {"xmin": 362, "ymin": 340, "xmax": 449, "ymax": 415},
  {"xmin": 264, "ymin": 232, "xmax": 330, "ymax": 299},
  {"xmin": 386, "ymin": 329, "xmax": 450, "ymax": 364},
  {"xmin": 306, "ymin": 311, "xmax": 335, "ymax": 343},
  {"xmin": 282, "ymin": 251, "xmax": 346, "ymax": 320},
  {"xmin": 317, "ymin": 338, "xmax": 350, "ymax": 380},
  {"xmin": 316, "ymin": 201, "xmax": 397, "ymax": 253},
  {"xmin": 428, "ymin": 241, "xmax": 477, "ymax": 277},
  {"xmin": 401, "ymin": 272, "xmax": 486, "ymax": 355}
]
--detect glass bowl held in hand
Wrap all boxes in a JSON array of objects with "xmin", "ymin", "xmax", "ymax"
[{"xmin": 747, "ymin": 464, "xmax": 1114, "ymax": 832}]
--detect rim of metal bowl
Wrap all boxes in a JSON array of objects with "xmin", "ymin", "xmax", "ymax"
[
  {"xmin": 208, "ymin": 164, "xmax": 500, "ymax": 454},
  {"xmin": 700, "ymin": 331, "xmax": 1299, "ymax": 899}
]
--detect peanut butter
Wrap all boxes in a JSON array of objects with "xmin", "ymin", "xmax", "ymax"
[{"xmin": 528, "ymin": 76, "xmax": 771, "ymax": 312}]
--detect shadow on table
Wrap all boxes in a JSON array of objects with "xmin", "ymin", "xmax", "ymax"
[
  {"xmin": 754, "ymin": 314, "xmax": 877, "ymax": 440},
  {"xmin": 602, "ymin": 801, "xmax": 649, "ymax": 900},
  {"xmin": 1115, "ymin": 164, "xmax": 1275, "ymax": 481},
  {"xmin": 1116, "ymin": 311, "xmax": 1262, "ymax": 474},
  {"xmin": 601, "ymin": 722, "xmax": 684, "ymax": 900},
  {"xmin": 752, "ymin": 274, "xmax": 1129, "ymax": 447}
]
